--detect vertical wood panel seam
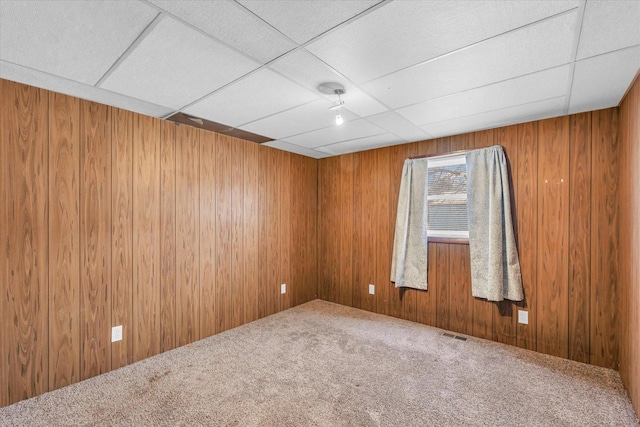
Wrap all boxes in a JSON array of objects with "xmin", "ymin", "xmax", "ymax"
[
  {"xmin": 568, "ymin": 117, "xmax": 571, "ymax": 360},
  {"xmin": 198, "ymin": 130, "xmax": 201, "ymax": 338},
  {"xmin": 130, "ymin": 113, "xmax": 135, "ymax": 358},
  {"xmin": 198, "ymin": 134, "xmax": 201, "ymax": 339},
  {"xmin": 535, "ymin": 123, "xmax": 539, "ymax": 352},
  {"xmin": 156, "ymin": 121, "xmax": 161, "ymax": 352},
  {"xmin": 447, "ymin": 245, "xmax": 451, "ymax": 329},
  {"xmin": 586, "ymin": 112, "xmax": 596, "ymax": 363},
  {"xmin": 129, "ymin": 112, "xmax": 133, "ymax": 362},
  {"xmin": 159, "ymin": 120, "xmax": 164, "ymax": 352},
  {"xmin": 535, "ymin": 126, "xmax": 539, "ymax": 351},
  {"xmin": 77, "ymin": 99, "xmax": 81, "ymax": 385},
  {"xmin": 112, "ymin": 107, "xmax": 115, "ymax": 364},
  {"xmin": 111, "ymin": 111, "xmax": 115, "ymax": 364},
  {"xmin": 79, "ymin": 100, "xmax": 83, "ymax": 380},
  {"xmin": 160, "ymin": 121, "xmax": 163, "ymax": 353},
  {"xmin": 173, "ymin": 126, "xmax": 177, "ymax": 346},
  {"xmin": 319, "ymin": 158, "xmax": 322, "ymax": 299},
  {"xmin": 568, "ymin": 117, "xmax": 573, "ymax": 361},
  {"xmin": 111, "ymin": 109, "xmax": 115, "ymax": 365},
  {"xmin": 352, "ymin": 155, "xmax": 357, "ymax": 307},
  {"xmin": 79, "ymin": 102, "xmax": 84, "ymax": 379},
  {"xmin": 46, "ymin": 89, "xmax": 51, "ymax": 394}
]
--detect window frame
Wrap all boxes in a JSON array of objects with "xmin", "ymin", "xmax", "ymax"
[{"xmin": 424, "ymin": 150, "xmax": 470, "ymax": 245}]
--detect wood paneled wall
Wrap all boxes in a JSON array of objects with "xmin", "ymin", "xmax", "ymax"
[
  {"xmin": 0, "ymin": 79, "xmax": 318, "ymax": 407},
  {"xmin": 0, "ymin": 76, "xmax": 631, "ymax": 413},
  {"xmin": 318, "ymin": 110, "xmax": 620, "ymax": 369},
  {"xmin": 619, "ymin": 74, "xmax": 640, "ymax": 417}
]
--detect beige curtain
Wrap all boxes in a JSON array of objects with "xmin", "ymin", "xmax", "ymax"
[
  {"xmin": 390, "ymin": 158, "xmax": 429, "ymax": 290},
  {"xmin": 466, "ymin": 145, "xmax": 523, "ymax": 301}
]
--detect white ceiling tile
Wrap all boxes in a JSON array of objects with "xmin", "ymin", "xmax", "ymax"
[
  {"xmin": 307, "ymin": 0, "xmax": 579, "ymax": 83},
  {"xmin": 569, "ymin": 45, "xmax": 640, "ymax": 114},
  {"xmin": 238, "ymin": 0, "xmax": 381, "ymax": 44},
  {"xmin": 0, "ymin": 60, "xmax": 174, "ymax": 118},
  {"xmin": 577, "ymin": 0, "xmax": 640, "ymax": 60},
  {"xmin": 421, "ymin": 96, "xmax": 566, "ymax": 138},
  {"xmin": 398, "ymin": 65, "xmax": 570, "ymax": 127},
  {"xmin": 315, "ymin": 133, "xmax": 403, "ymax": 156},
  {"xmin": 263, "ymin": 140, "xmax": 331, "ymax": 159},
  {"xmin": 183, "ymin": 68, "xmax": 318, "ymax": 127},
  {"xmin": 362, "ymin": 12, "xmax": 577, "ymax": 109},
  {"xmin": 0, "ymin": 0, "xmax": 158, "ymax": 85},
  {"xmin": 269, "ymin": 50, "xmax": 387, "ymax": 116},
  {"xmin": 365, "ymin": 111, "xmax": 431, "ymax": 142},
  {"xmin": 344, "ymin": 87, "xmax": 389, "ymax": 117},
  {"xmin": 239, "ymin": 99, "xmax": 359, "ymax": 139},
  {"xmin": 284, "ymin": 118, "xmax": 385, "ymax": 148},
  {"xmin": 148, "ymin": 0, "xmax": 295, "ymax": 63},
  {"xmin": 100, "ymin": 16, "xmax": 259, "ymax": 110}
]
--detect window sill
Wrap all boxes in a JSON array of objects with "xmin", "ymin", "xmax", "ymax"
[{"xmin": 427, "ymin": 237, "xmax": 469, "ymax": 245}]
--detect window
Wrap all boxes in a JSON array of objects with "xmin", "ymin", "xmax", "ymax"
[{"xmin": 427, "ymin": 152, "xmax": 468, "ymax": 240}]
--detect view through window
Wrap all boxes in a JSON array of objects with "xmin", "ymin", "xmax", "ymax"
[{"xmin": 427, "ymin": 152, "xmax": 469, "ymax": 240}]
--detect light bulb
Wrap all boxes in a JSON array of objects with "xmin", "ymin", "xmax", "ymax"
[{"xmin": 335, "ymin": 114, "xmax": 344, "ymax": 125}]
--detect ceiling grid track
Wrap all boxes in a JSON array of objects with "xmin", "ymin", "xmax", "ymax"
[{"xmin": 564, "ymin": 0, "xmax": 588, "ymax": 115}]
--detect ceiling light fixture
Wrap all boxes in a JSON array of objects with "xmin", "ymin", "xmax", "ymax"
[
  {"xmin": 331, "ymin": 89, "xmax": 346, "ymax": 125},
  {"xmin": 318, "ymin": 82, "xmax": 347, "ymax": 126}
]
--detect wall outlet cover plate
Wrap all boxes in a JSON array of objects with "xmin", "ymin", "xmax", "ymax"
[
  {"xmin": 112, "ymin": 325, "xmax": 123, "ymax": 342},
  {"xmin": 518, "ymin": 310, "xmax": 529, "ymax": 325}
]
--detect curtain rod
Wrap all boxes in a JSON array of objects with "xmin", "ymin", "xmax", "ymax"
[{"xmin": 408, "ymin": 148, "xmax": 471, "ymax": 160}]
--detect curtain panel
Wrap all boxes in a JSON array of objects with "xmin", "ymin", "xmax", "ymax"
[
  {"xmin": 390, "ymin": 158, "xmax": 429, "ymax": 290},
  {"xmin": 466, "ymin": 145, "xmax": 524, "ymax": 301}
]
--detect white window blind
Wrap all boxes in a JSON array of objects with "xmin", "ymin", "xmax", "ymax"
[{"xmin": 427, "ymin": 153, "xmax": 468, "ymax": 239}]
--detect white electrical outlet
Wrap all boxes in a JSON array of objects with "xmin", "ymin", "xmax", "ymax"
[
  {"xmin": 111, "ymin": 325, "xmax": 123, "ymax": 343},
  {"xmin": 369, "ymin": 284, "xmax": 375, "ymax": 295},
  {"xmin": 518, "ymin": 310, "xmax": 529, "ymax": 325},
  {"xmin": 281, "ymin": 283, "xmax": 286, "ymax": 294}
]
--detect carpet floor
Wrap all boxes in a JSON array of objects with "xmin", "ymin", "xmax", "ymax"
[{"xmin": 1, "ymin": 300, "xmax": 638, "ymax": 426}]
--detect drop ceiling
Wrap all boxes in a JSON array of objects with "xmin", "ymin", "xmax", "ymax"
[{"xmin": 1, "ymin": 0, "xmax": 638, "ymax": 158}]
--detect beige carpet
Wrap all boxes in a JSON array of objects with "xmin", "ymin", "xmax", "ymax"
[{"xmin": 1, "ymin": 300, "xmax": 637, "ymax": 426}]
